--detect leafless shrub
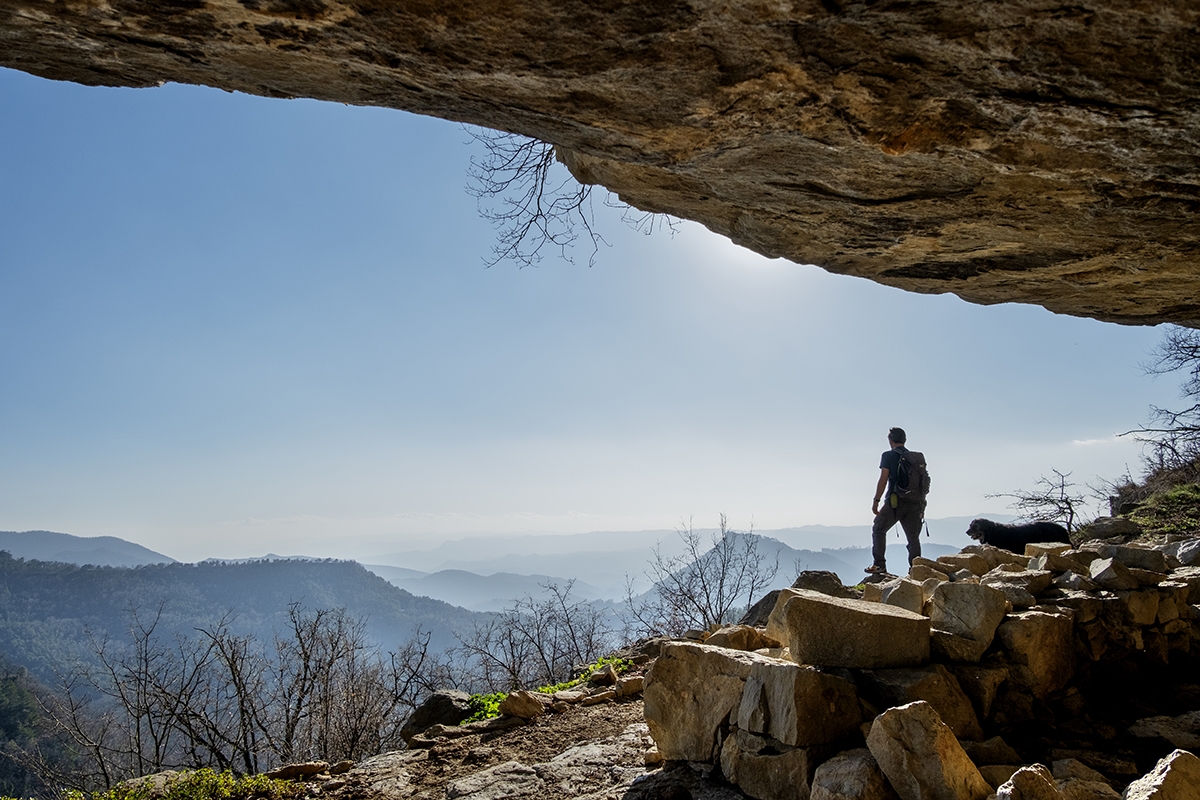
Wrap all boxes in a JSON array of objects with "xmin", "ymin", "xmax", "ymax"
[
  {"xmin": 465, "ymin": 128, "xmax": 677, "ymax": 268},
  {"xmin": 987, "ymin": 469, "xmax": 1089, "ymax": 533},
  {"xmin": 623, "ymin": 514, "xmax": 779, "ymax": 638},
  {"xmin": 454, "ymin": 581, "xmax": 614, "ymax": 692},
  {"xmin": 30, "ymin": 605, "xmax": 442, "ymax": 791},
  {"xmin": 1123, "ymin": 325, "xmax": 1200, "ymax": 474}
]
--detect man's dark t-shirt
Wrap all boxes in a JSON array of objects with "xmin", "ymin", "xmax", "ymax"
[{"xmin": 880, "ymin": 447, "xmax": 909, "ymax": 496}]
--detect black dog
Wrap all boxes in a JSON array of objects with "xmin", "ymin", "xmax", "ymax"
[{"xmin": 966, "ymin": 518, "xmax": 1071, "ymax": 554}]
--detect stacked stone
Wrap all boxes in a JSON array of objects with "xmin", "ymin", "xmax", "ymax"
[{"xmin": 643, "ymin": 538, "xmax": 1200, "ymax": 800}]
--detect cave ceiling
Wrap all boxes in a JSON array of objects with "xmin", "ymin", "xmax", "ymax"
[{"xmin": 3, "ymin": 0, "xmax": 1199, "ymax": 325}]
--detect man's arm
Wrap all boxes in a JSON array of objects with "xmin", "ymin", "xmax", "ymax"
[{"xmin": 871, "ymin": 468, "xmax": 889, "ymax": 515}]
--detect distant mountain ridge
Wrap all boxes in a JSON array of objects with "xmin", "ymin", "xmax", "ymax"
[
  {"xmin": 0, "ymin": 553, "xmax": 484, "ymax": 682},
  {"xmin": 0, "ymin": 529, "xmax": 175, "ymax": 567}
]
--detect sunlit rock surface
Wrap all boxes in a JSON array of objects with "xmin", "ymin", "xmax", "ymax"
[{"xmin": 3, "ymin": 0, "xmax": 1199, "ymax": 325}]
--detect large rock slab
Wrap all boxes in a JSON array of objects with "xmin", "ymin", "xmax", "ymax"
[
  {"xmin": 995, "ymin": 610, "xmax": 1075, "ymax": 699},
  {"xmin": 811, "ymin": 748, "xmax": 900, "ymax": 800},
  {"xmin": 927, "ymin": 582, "xmax": 1008, "ymax": 663},
  {"xmin": 859, "ymin": 665, "xmax": 983, "ymax": 741},
  {"xmin": 737, "ymin": 659, "xmax": 862, "ymax": 747},
  {"xmin": 399, "ymin": 689, "xmax": 473, "ymax": 744},
  {"xmin": 996, "ymin": 765, "xmax": 1061, "ymax": 800},
  {"xmin": 644, "ymin": 642, "xmax": 772, "ymax": 762},
  {"xmin": 866, "ymin": 701, "xmax": 991, "ymax": 800},
  {"xmin": 776, "ymin": 589, "xmax": 930, "ymax": 669},
  {"xmin": 1122, "ymin": 749, "xmax": 1200, "ymax": 800},
  {"xmin": 720, "ymin": 731, "xmax": 833, "ymax": 800},
  {"xmin": 7, "ymin": 1, "xmax": 1200, "ymax": 325}
]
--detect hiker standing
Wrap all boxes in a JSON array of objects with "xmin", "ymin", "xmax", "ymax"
[{"xmin": 866, "ymin": 427, "xmax": 929, "ymax": 575}]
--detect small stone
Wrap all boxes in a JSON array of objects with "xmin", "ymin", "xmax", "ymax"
[
  {"xmin": 616, "ymin": 674, "xmax": 644, "ymax": 697},
  {"xmin": 581, "ymin": 689, "xmax": 616, "ymax": 705},
  {"xmin": 329, "ymin": 761, "xmax": 354, "ymax": 775},
  {"xmin": 590, "ymin": 664, "xmax": 619, "ymax": 685}
]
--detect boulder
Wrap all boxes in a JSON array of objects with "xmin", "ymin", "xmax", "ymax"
[
  {"xmin": 982, "ymin": 566, "xmax": 1055, "ymax": 596},
  {"xmin": 936, "ymin": 553, "xmax": 990, "ymax": 577},
  {"xmin": 400, "ymin": 689, "xmax": 473, "ymax": 743},
  {"xmin": 866, "ymin": 701, "xmax": 992, "ymax": 800},
  {"xmin": 1130, "ymin": 567, "xmax": 1166, "ymax": 587},
  {"xmin": 811, "ymin": 748, "xmax": 900, "ymax": 800},
  {"xmin": 1078, "ymin": 517, "xmax": 1142, "ymax": 541},
  {"xmin": 948, "ymin": 664, "xmax": 1009, "ymax": 720},
  {"xmin": 776, "ymin": 589, "xmax": 930, "ymax": 669},
  {"xmin": 720, "ymin": 730, "xmax": 832, "ymax": 800},
  {"xmin": 1128, "ymin": 711, "xmax": 1200, "ymax": 751},
  {"xmin": 910, "ymin": 564, "xmax": 951, "ymax": 583},
  {"xmin": 1172, "ymin": 539, "xmax": 1200, "ymax": 567},
  {"xmin": 862, "ymin": 583, "xmax": 885, "ymax": 603},
  {"xmin": 979, "ymin": 766, "xmax": 1021, "ymax": 789},
  {"xmin": 590, "ymin": 663, "xmax": 619, "ymax": 685},
  {"xmin": 1088, "ymin": 558, "xmax": 1139, "ymax": 592},
  {"xmin": 643, "ymin": 642, "xmax": 767, "ymax": 762},
  {"xmin": 963, "ymin": 736, "xmax": 1024, "ymax": 766},
  {"xmin": 1058, "ymin": 780, "xmax": 1119, "ymax": 800},
  {"xmin": 1122, "ymin": 749, "xmax": 1200, "ymax": 800},
  {"xmin": 1117, "ymin": 589, "xmax": 1161, "ymax": 626},
  {"xmin": 765, "ymin": 588, "xmax": 807, "ymax": 644},
  {"xmin": 264, "ymin": 762, "xmax": 329, "ymax": 780},
  {"xmin": 963, "ymin": 544, "xmax": 1032, "ymax": 570},
  {"xmin": 927, "ymin": 582, "xmax": 1008, "ymax": 662},
  {"xmin": 793, "ymin": 570, "xmax": 859, "ymax": 599},
  {"xmin": 996, "ymin": 764, "xmax": 1062, "ymax": 800},
  {"xmin": 995, "ymin": 611, "xmax": 1075, "ymax": 699},
  {"xmin": 1051, "ymin": 758, "xmax": 1110, "ymax": 784},
  {"xmin": 616, "ymin": 675, "xmax": 644, "ymax": 698},
  {"xmin": 1054, "ymin": 571, "xmax": 1099, "ymax": 592},
  {"xmin": 737, "ymin": 659, "xmax": 862, "ymax": 747},
  {"xmin": 1026, "ymin": 543, "xmax": 1074, "ymax": 558},
  {"xmin": 878, "ymin": 578, "xmax": 927, "ymax": 616},
  {"xmin": 1105, "ymin": 545, "xmax": 1169, "ymax": 574},
  {"xmin": 858, "ymin": 665, "xmax": 983, "ymax": 741},
  {"xmin": 1031, "ymin": 552, "xmax": 1090, "ymax": 574},
  {"xmin": 741, "ymin": 589, "xmax": 784, "ymax": 628},
  {"xmin": 706, "ymin": 625, "xmax": 782, "ymax": 652},
  {"xmin": 499, "ymin": 690, "xmax": 547, "ymax": 719}
]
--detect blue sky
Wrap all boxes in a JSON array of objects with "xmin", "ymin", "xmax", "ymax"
[{"xmin": 0, "ymin": 66, "xmax": 1180, "ymax": 562}]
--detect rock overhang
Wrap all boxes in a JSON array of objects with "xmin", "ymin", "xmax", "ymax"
[{"xmin": 3, "ymin": 0, "xmax": 1198, "ymax": 326}]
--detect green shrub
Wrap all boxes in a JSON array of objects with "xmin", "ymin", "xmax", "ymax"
[
  {"xmin": 1128, "ymin": 483, "xmax": 1200, "ymax": 535},
  {"xmin": 60, "ymin": 769, "xmax": 303, "ymax": 800},
  {"xmin": 462, "ymin": 692, "xmax": 506, "ymax": 723},
  {"xmin": 536, "ymin": 655, "xmax": 631, "ymax": 694}
]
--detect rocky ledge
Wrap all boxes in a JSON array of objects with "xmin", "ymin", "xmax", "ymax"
[
  {"xmin": 3, "ymin": 1, "xmax": 1199, "ymax": 325},
  {"xmin": 645, "ymin": 536, "xmax": 1200, "ymax": 799}
]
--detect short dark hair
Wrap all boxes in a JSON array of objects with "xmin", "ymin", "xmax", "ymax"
[{"xmin": 888, "ymin": 427, "xmax": 907, "ymax": 444}]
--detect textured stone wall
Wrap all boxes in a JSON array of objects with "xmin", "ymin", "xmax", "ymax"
[{"xmin": 3, "ymin": 0, "xmax": 1198, "ymax": 325}]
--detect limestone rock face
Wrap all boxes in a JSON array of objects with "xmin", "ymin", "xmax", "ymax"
[
  {"xmin": 810, "ymin": 748, "xmax": 900, "ymax": 800},
  {"xmin": 1122, "ymin": 749, "xmax": 1200, "ymax": 800},
  {"xmin": 996, "ymin": 764, "xmax": 1061, "ymax": 800},
  {"xmin": 643, "ymin": 642, "xmax": 767, "ymax": 762},
  {"xmin": 777, "ymin": 589, "xmax": 930, "ymax": 669},
  {"xmin": 859, "ymin": 665, "xmax": 983, "ymax": 741},
  {"xmin": 737, "ymin": 660, "xmax": 862, "ymax": 747},
  {"xmin": 995, "ymin": 611, "xmax": 1075, "ymax": 699},
  {"xmin": 927, "ymin": 582, "xmax": 1008, "ymax": 663},
  {"xmin": 399, "ymin": 689, "xmax": 472, "ymax": 743},
  {"xmin": 5, "ymin": 1, "xmax": 1200, "ymax": 326},
  {"xmin": 866, "ymin": 701, "xmax": 992, "ymax": 800}
]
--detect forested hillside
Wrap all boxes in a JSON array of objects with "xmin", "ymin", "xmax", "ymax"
[{"xmin": 0, "ymin": 553, "xmax": 483, "ymax": 681}]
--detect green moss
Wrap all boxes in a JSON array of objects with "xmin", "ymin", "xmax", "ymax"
[
  {"xmin": 1128, "ymin": 483, "xmax": 1200, "ymax": 535},
  {"xmin": 60, "ymin": 769, "xmax": 303, "ymax": 800},
  {"xmin": 462, "ymin": 692, "xmax": 506, "ymax": 723},
  {"xmin": 535, "ymin": 655, "xmax": 631, "ymax": 694}
]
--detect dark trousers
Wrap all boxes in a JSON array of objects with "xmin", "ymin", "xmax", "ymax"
[{"xmin": 872, "ymin": 499, "xmax": 924, "ymax": 570}]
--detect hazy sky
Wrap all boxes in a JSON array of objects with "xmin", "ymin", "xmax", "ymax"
[{"xmin": 0, "ymin": 67, "xmax": 1181, "ymax": 563}]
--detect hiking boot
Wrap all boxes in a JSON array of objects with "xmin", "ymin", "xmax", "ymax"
[{"xmin": 864, "ymin": 564, "xmax": 887, "ymax": 574}]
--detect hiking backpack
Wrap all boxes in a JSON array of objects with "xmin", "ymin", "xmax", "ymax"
[{"xmin": 895, "ymin": 449, "xmax": 931, "ymax": 504}]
